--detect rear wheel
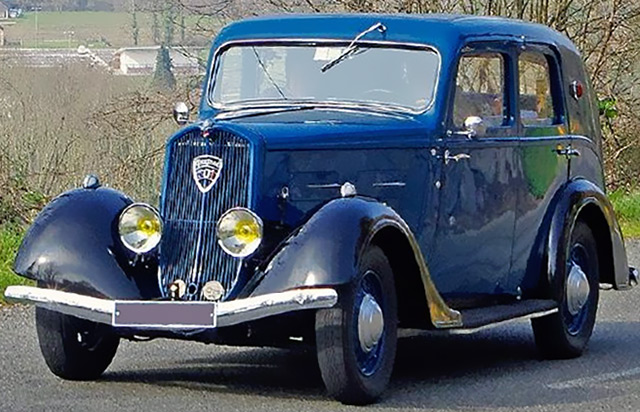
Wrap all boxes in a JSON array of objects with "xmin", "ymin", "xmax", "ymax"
[
  {"xmin": 36, "ymin": 307, "xmax": 120, "ymax": 380},
  {"xmin": 532, "ymin": 220, "xmax": 599, "ymax": 359},
  {"xmin": 315, "ymin": 245, "xmax": 397, "ymax": 405}
]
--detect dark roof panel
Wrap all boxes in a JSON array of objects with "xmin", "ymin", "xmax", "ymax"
[{"xmin": 214, "ymin": 13, "xmax": 577, "ymax": 54}]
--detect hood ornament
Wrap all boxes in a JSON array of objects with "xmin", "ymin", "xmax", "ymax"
[{"xmin": 192, "ymin": 155, "xmax": 223, "ymax": 193}]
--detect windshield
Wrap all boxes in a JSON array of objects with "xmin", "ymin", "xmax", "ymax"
[{"xmin": 210, "ymin": 43, "xmax": 439, "ymax": 111}]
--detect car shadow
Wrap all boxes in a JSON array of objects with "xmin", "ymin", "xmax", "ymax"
[
  {"xmin": 103, "ymin": 320, "xmax": 640, "ymax": 408},
  {"xmin": 106, "ymin": 344, "xmax": 327, "ymax": 400}
]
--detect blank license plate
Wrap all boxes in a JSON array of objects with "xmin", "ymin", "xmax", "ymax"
[{"xmin": 113, "ymin": 301, "xmax": 217, "ymax": 328}]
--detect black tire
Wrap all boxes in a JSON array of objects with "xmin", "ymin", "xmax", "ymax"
[
  {"xmin": 35, "ymin": 307, "xmax": 120, "ymax": 380},
  {"xmin": 532, "ymin": 220, "xmax": 600, "ymax": 359},
  {"xmin": 315, "ymin": 245, "xmax": 398, "ymax": 405}
]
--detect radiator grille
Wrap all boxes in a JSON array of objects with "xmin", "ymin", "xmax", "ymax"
[{"xmin": 159, "ymin": 129, "xmax": 251, "ymax": 300}]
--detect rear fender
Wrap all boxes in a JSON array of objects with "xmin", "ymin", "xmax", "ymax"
[
  {"xmin": 250, "ymin": 197, "xmax": 462, "ymax": 328},
  {"xmin": 546, "ymin": 179, "xmax": 629, "ymax": 295},
  {"xmin": 13, "ymin": 187, "xmax": 161, "ymax": 299}
]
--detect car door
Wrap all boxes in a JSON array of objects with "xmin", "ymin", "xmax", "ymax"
[
  {"xmin": 508, "ymin": 45, "xmax": 571, "ymax": 294},
  {"xmin": 428, "ymin": 42, "xmax": 518, "ymax": 307}
]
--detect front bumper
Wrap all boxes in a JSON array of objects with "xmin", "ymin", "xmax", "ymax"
[{"xmin": 4, "ymin": 285, "xmax": 338, "ymax": 330}]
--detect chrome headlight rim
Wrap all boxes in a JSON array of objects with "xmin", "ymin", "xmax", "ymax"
[
  {"xmin": 118, "ymin": 202, "xmax": 163, "ymax": 254},
  {"xmin": 216, "ymin": 207, "xmax": 263, "ymax": 258}
]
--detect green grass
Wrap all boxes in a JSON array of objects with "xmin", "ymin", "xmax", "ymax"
[
  {"xmin": 6, "ymin": 11, "xmax": 137, "ymax": 48},
  {"xmin": 4, "ymin": 11, "xmax": 220, "ymax": 48},
  {"xmin": 610, "ymin": 190, "xmax": 640, "ymax": 239},
  {"xmin": 0, "ymin": 223, "xmax": 32, "ymax": 304}
]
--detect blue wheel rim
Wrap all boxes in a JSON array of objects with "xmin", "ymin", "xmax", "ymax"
[
  {"xmin": 352, "ymin": 270, "xmax": 385, "ymax": 376},
  {"xmin": 564, "ymin": 243, "xmax": 590, "ymax": 335}
]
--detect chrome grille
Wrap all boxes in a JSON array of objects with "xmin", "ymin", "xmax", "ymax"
[{"xmin": 159, "ymin": 129, "xmax": 251, "ymax": 300}]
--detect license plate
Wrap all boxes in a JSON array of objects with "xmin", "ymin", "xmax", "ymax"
[{"xmin": 113, "ymin": 301, "xmax": 217, "ymax": 328}]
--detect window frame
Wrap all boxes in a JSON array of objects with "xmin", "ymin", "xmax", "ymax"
[
  {"xmin": 447, "ymin": 41, "xmax": 517, "ymax": 139},
  {"xmin": 206, "ymin": 39, "xmax": 442, "ymax": 114},
  {"xmin": 516, "ymin": 44, "xmax": 567, "ymax": 135}
]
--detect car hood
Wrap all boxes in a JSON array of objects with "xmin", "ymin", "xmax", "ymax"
[{"xmin": 212, "ymin": 107, "xmax": 434, "ymax": 150}]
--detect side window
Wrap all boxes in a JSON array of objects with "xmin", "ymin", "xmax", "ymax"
[
  {"xmin": 453, "ymin": 53, "xmax": 506, "ymax": 130},
  {"xmin": 518, "ymin": 52, "xmax": 557, "ymax": 126}
]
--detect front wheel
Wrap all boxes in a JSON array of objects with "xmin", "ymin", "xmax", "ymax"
[
  {"xmin": 36, "ymin": 307, "xmax": 120, "ymax": 380},
  {"xmin": 315, "ymin": 245, "xmax": 398, "ymax": 405},
  {"xmin": 532, "ymin": 220, "xmax": 600, "ymax": 359}
]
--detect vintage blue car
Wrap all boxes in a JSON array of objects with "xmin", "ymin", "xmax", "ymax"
[{"xmin": 5, "ymin": 13, "xmax": 638, "ymax": 404}]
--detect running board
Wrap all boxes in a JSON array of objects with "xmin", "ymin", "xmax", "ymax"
[{"xmin": 445, "ymin": 299, "xmax": 558, "ymax": 335}]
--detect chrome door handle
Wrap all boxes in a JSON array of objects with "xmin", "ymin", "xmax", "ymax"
[
  {"xmin": 444, "ymin": 150, "xmax": 471, "ymax": 165},
  {"xmin": 555, "ymin": 146, "xmax": 580, "ymax": 158}
]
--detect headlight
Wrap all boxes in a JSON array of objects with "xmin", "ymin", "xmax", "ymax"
[
  {"xmin": 216, "ymin": 208, "xmax": 263, "ymax": 257},
  {"xmin": 118, "ymin": 203, "xmax": 163, "ymax": 254}
]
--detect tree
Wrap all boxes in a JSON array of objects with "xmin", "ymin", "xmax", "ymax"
[
  {"xmin": 152, "ymin": 44, "xmax": 176, "ymax": 90},
  {"xmin": 163, "ymin": 2, "xmax": 176, "ymax": 46},
  {"xmin": 151, "ymin": 12, "xmax": 161, "ymax": 44},
  {"xmin": 130, "ymin": 0, "xmax": 139, "ymax": 46},
  {"xmin": 180, "ymin": 14, "xmax": 185, "ymax": 44}
]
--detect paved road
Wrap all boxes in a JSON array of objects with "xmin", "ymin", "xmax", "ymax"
[{"xmin": 2, "ymin": 242, "xmax": 640, "ymax": 412}]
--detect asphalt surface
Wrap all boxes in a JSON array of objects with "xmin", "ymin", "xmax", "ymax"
[{"xmin": 2, "ymin": 242, "xmax": 640, "ymax": 412}]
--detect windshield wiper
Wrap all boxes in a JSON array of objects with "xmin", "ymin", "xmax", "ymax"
[
  {"xmin": 251, "ymin": 46, "xmax": 288, "ymax": 100},
  {"xmin": 321, "ymin": 22, "xmax": 387, "ymax": 73},
  {"xmin": 215, "ymin": 105, "xmax": 317, "ymax": 120}
]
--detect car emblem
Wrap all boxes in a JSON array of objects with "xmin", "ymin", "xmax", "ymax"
[{"xmin": 192, "ymin": 155, "xmax": 223, "ymax": 194}]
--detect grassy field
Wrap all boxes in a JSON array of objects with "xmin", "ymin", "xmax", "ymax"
[
  {"xmin": 5, "ymin": 11, "xmax": 144, "ymax": 48},
  {"xmin": 0, "ymin": 223, "xmax": 32, "ymax": 304},
  {"xmin": 3, "ymin": 11, "xmax": 219, "ymax": 48},
  {"xmin": 610, "ymin": 190, "xmax": 640, "ymax": 238}
]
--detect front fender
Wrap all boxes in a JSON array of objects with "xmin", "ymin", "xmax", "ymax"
[
  {"xmin": 13, "ymin": 187, "xmax": 161, "ymax": 299},
  {"xmin": 249, "ymin": 196, "xmax": 462, "ymax": 328},
  {"xmin": 547, "ymin": 179, "xmax": 629, "ymax": 294},
  {"xmin": 251, "ymin": 197, "xmax": 387, "ymax": 295}
]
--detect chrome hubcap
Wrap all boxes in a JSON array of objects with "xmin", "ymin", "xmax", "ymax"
[
  {"xmin": 357, "ymin": 293, "xmax": 384, "ymax": 353},
  {"xmin": 566, "ymin": 261, "xmax": 590, "ymax": 316}
]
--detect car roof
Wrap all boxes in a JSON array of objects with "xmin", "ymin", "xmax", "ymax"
[{"xmin": 215, "ymin": 13, "xmax": 578, "ymax": 55}]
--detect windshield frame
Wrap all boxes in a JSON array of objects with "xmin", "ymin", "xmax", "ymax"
[{"xmin": 206, "ymin": 38, "xmax": 442, "ymax": 115}]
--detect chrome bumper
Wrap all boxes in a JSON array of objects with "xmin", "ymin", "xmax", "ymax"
[{"xmin": 3, "ymin": 285, "xmax": 338, "ymax": 329}]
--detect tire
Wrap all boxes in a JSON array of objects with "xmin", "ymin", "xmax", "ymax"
[
  {"xmin": 532, "ymin": 220, "xmax": 600, "ymax": 359},
  {"xmin": 35, "ymin": 307, "xmax": 120, "ymax": 380},
  {"xmin": 315, "ymin": 245, "xmax": 398, "ymax": 405}
]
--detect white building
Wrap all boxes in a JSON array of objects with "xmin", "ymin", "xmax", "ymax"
[
  {"xmin": 111, "ymin": 46, "xmax": 203, "ymax": 76},
  {"xmin": 0, "ymin": 21, "xmax": 15, "ymax": 47},
  {"xmin": 0, "ymin": 2, "xmax": 9, "ymax": 20}
]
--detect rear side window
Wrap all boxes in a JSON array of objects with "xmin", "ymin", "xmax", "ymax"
[
  {"xmin": 453, "ymin": 53, "xmax": 505, "ymax": 129},
  {"xmin": 518, "ymin": 52, "xmax": 557, "ymax": 126}
]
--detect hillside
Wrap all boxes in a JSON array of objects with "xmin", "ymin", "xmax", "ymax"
[{"xmin": 2, "ymin": 11, "xmax": 220, "ymax": 48}]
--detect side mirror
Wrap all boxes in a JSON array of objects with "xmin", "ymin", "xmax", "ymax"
[
  {"xmin": 463, "ymin": 116, "xmax": 486, "ymax": 138},
  {"xmin": 173, "ymin": 102, "xmax": 190, "ymax": 126}
]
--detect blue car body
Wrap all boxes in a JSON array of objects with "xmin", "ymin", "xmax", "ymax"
[
  {"xmin": 13, "ymin": 12, "xmax": 632, "ymax": 323},
  {"xmin": 7, "ymin": 13, "xmax": 636, "ymax": 403}
]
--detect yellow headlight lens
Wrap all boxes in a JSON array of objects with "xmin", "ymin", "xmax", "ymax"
[
  {"xmin": 216, "ymin": 208, "xmax": 263, "ymax": 257},
  {"xmin": 234, "ymin": 219, "xmax": 261, "ymax": 243},
  {"xmin": 118, "ymin": 203, "xmax": 163, "ymax": 254}
]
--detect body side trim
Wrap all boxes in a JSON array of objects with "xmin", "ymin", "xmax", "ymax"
[{"xmin": 367, "ymin": 219, "xmax": 462, "ymax": 328}]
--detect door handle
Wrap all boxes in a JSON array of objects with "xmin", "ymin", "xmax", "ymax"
[
  {"xmin": 444, "ymin": 150, "xmax": 471, "ymax": 165},
  {"xmin": 555, "ymin": 146, "xmax": 580, "ymax": 158}
]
